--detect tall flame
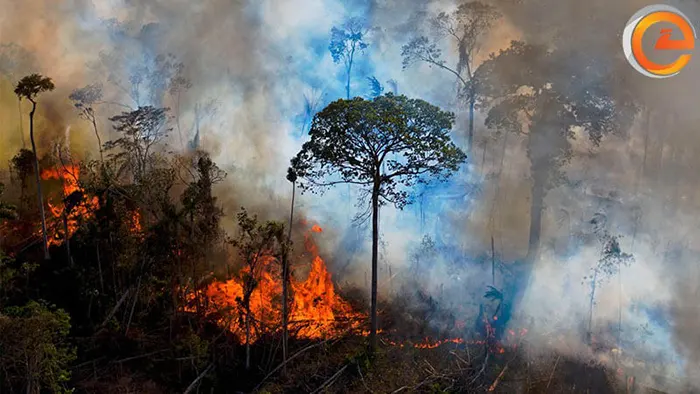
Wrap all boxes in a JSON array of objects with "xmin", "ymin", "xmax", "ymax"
[
  {"xmin": 40, "ymin": 165, "xmax": 99, "ymax": 246},
  {"xmin": 190, "ymin": 223, "xmax": 528, "ymax": 351},
  {"xmin": 192, "ymin": 224, "xmax": 362, "ymax": 343}
]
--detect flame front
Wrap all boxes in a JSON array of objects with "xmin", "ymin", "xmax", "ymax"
[
  {"xmin": 194, "ymin": 224, "xmax": 362, "ymax": 344},
  {"xmin": 191, "ymin": 224, "xmax": 528, "ymax": 350},
  {"xmin": 40, "ymin": 165, "xmax": 99, "ymax": 246}
]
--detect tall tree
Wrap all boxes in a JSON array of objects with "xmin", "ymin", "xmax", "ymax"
[
  {"xmin": 14, "ymin": 74, "xmax": 55, "ymax": 260},
  {"xmin": 402, "ymin": 1, "xmax": 500, "ymax": 152},
  {"xmin": 474, "ymin": 41, "xmax": 636, "ymax": 301},
  {"xmin": 585, "ymin": 232, "xmax": 633, "ymax": 342},
  {"xmin": 104, "ymin": 106, "xmax": 170, "ymax": 183},
  {"xmin": 329, "ymin": 17, "xmax": 369, "ymax": 100},
  {"xmin": 281, "ymin": 168, "xmax": 297, "ymax": 369},
  {"xmin": 69, "ymin": 83, "xmax": 105, "ymax": 163},
  {"xmin": 0, "ymin": 43, "xmax": 37, "ymax": 149},
  {"xmin": 290, "ymin": 93, "xmax": 466, "ymax": 354}
]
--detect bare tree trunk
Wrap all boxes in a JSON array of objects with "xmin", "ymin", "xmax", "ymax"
[
  {"xmin": 176, "ymin": 90, "xmax": 184, "ymax": 150},
  {"xmin": 91, "ymin": 114, "xmax": 104, "ymax": 164},
  {"xmin": 587, "ymin": 269, "xmax": 599, "ymax": 342},
  {"xmin": 96, "ymin": 241, "xmax": 104, "ymax": 293},
  {"xmin": 491, "ymin": 235, "xmax": 496, "ymax": 286},
  {"xmin": 28, "ymin": 100, "xmax": 49, "ymax": 260},
  {"xmin": 245, "ymin": 305, "xmax": 252, "ymax": 370},
  {"xmin": 63, "ymin": 213, "xmax": 72, "ymax": 267},
  {"xmin": 618, "ymin": 259, "xmax": 622, "ymax": 346},
  {"xmin": 346, "ymin": 55, "xmax": 354, "ymax": 100},
  {"xmin": 282, "ymin": 180, "xmax": 295, "ymax": 370},
  {"xmin": 468, "ymin": 95, "xmax": 475, "ymax": 153},
  {"xmin": 369, "ymin": 174, "xmax": 380, "ymax": 355},
  {"xmin": 18, "ymin": 98, "xmax": 25, "ymax": 149}
]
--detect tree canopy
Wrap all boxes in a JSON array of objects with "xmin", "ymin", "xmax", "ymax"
[
  {"xmin": 291, "ymin": 93, "xmax": 466, "ymax": 209},
  {"xmin": 14, "ymin": 73, "xmax": 54, "ymax": 102}
]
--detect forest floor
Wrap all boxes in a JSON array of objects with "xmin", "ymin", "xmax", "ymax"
[{"xmin": 69, "ymin": 328, "xmax": 679, "ymax": 393}]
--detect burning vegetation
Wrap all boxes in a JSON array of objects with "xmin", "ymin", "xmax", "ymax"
[
  {"xmin": 1, "ymin": 0, "xmax": 697, "ymax": 393},
  {"xmin": 192, "ymin": 224, "xmax": 363, "ymax": 343},
  {"xmin": 40, "ymin": 165, "xmax": 99, "ymax": 246}
]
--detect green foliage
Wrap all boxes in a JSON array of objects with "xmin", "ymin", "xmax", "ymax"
[
  {"xmin": 0, "ymin": 252, "xmax": 17, "ymax": 305},
  {"xmin": 11, "ymin": 148, "xmax": 35, "ymax": 182},
  {"xmin": 0, "ymin": 301, "xmax": 76, "ymax": 393},
  {"xmin": 230, "ymin": 208, "xmax": 285, "ymax": 283},
  {"xmin": 175, "ymin": 328, "xmax": 210, "ymax": 371},
  {"xmin": 0, "ymin": 183, "xmax": 17, "ymax": 221},
  {"xmin": 229, "ymin": 207, "xmax": 285, "ymax": 324},
  {"xmin": 291, "ymin": 93, "xmax": 466, "ymax": 209},
  {"xmin": 14, "ymin": 73, "xmax": 54, "ymax": 102},
  {"xmin": 181, "ymin": 153, "xmax": 226, "ymax": 240}
]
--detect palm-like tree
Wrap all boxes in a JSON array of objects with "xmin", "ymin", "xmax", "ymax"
[{"xmin": 15, "ymin": 73, "xmax": 55, "ymax": 259}]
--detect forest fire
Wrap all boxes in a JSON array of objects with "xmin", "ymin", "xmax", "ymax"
[
  {"xmin": 194, "ymin": 224, "xmax": 363, "ymax": 343},
  {"xmin": 40, "ymin": 165, "xmax": 98, "ymax": 246},
  {"xmin": 193, "ymin": 222, "xmax": 529, "ymax": 352}
]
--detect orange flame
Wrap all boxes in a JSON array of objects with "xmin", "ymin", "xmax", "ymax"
[
  {"xmin": 190, "ymin": 223, "xmax": 529, "ymax": 350},
  {"xmin": 40, "ymin": 165, "xmax": 99, "ymax": 246},
  {"xmin": 191, "ymin": 224, "xmax": 362, "ymax": 344}
]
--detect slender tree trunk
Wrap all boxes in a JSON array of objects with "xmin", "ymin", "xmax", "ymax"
[
  {"xmin": 18, "ymin": 98, "xmax": 25, "ymax": 149},
  {"xmin": 282, "ymin": 180, "xmax": 295, "ymax": 370},
  {"xmin": 587, "ymin": 269, "xmax": 599, "ymax": 342},
  {"xmin": 618, "ymin": 259, "xmax": 622, "ymax": 346},
  {"xmin": 63, "ymin": 213, "xmax": 72, "ymax": 266},
  {"xmin": 91, "ymin": 114, "xmax": 104, "ymax": 164},
  {"xmin": 245, "ymin": 304, "xmax": 252, "ymax": 370},
  {"xmin": 96, "ymin": 241, "xmax": 104, "ymax": 293},
  {"xmin": 176, "ymin": 91, "xmax": 184, "ymax": 150},
  {"xmin": 344, "ymin": 58, "xmax": 354, "ymax": 204},
  {"xmin": 491, "ymin": 235, "xmax": 496, "ymax": 286},
  {"xmin": 468, "ymin": 95, "xmax": 475, "ymax": 153},
  {"xmin": 25, "ymin": 351, "xmax": 32, "ymax": 394},
  {"xmin": 346, "ymin": 55, "xmax": 354, "ymax": 100},
  {"xmin": 369, "ymin": 174, "xmax": 380, "ymax": 355},
  {"xmin": 28, "ymin": 100, "xmax": 49, "ymax": 260}
]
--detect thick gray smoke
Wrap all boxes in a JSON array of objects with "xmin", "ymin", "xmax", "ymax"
[{"xmin": 1, "ymin": 0, "xmax": 700, "ymax": 389}]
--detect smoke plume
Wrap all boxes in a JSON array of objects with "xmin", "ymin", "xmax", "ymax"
[{"xmin": 2, "ymin": 0, "xmax": 700, "ymax": 389}]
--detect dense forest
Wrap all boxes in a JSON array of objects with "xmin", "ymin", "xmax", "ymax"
[{"xmin": 1, "ymin": 0, "xmax": 700, "ymax": 393}]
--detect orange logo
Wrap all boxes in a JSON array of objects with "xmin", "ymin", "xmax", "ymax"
[{"xmin": 622, "ymin": 4, "xmax": 696, "ymax": 78}]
